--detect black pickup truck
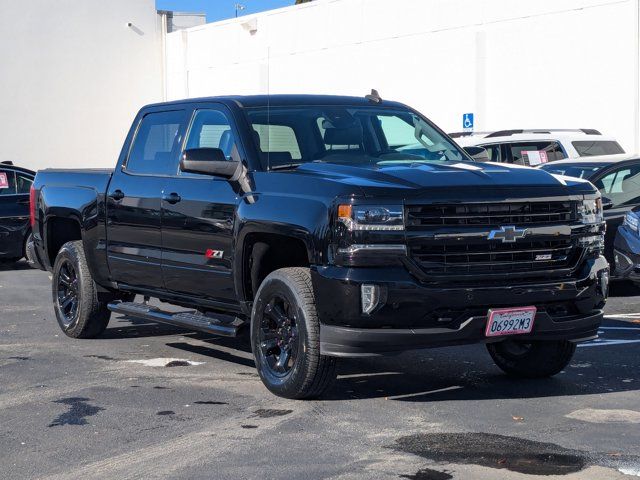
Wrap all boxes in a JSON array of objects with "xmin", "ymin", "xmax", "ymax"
[{"xmin": 31, "ymin": 94, "xmax": 609, "ymax": 399}]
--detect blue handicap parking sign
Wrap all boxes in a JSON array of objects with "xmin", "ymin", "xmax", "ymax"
[{"xmin": 463, "ymin": 113, "xmax": 474, "ymax": 130}]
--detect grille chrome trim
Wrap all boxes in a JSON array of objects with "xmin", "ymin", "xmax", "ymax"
[
  {"xmin": 406, "ymin": 200, "xmax": 581, "ymax": 279},
  {"xmin": 407, "ymin": 201, "xmax": 577, "ymax": 228}
]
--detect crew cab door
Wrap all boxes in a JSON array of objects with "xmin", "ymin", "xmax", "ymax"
[
  {"xmin": 106, "ymin": 109, "xmax": 188, "ymax": 289},
  {"xmin": 160, "ymin": 106, "xmax": 241, "ymax": 306}
]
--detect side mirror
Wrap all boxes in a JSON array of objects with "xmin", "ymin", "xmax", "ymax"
[
  {"xmin": 463, "ymin": 146, "xmax": 490, "ymax": 162},
  {"xmin": 180, "ymin": 148, "xmax": 242, "ymax": 179},
  {"xmin": 601, "ymin": 196, "xmax": 614, "ymax": 210}
]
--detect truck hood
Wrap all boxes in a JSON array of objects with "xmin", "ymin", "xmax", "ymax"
[{"xmin": 293, "ymin": 160, "xmax": 596, "ymax": 198}]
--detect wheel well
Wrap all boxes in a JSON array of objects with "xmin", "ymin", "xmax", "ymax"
[
  {"xmin": 243, "ymin": 233, "xmax": 310, "ymax": 301},
  {"xmin": 47, "ymin": 218, "xmax": 82, "ymax": 265}
]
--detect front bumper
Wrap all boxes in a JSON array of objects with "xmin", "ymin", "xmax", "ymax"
[{"xmin": 312, "ymin": 256, "xmax": 609, "ymax": 357}]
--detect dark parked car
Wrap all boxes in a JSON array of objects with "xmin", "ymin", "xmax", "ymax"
[
  {"xmin": 613, "ymin": 207, "xmax": 640, "ymax": 284},
  {"xmin": 31, "ymin": 94, "xmax": 608, "ymax": 399},
  {"xmin": 0, "ymin": 161, "xmax": 35, "ymax": 264},
  {"xmin": 538, "ymin": 156, "xmax": 640, "ymax": 277}
]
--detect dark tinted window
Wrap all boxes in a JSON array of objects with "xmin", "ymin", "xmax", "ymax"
[
  {"xmin": 126, "ymin": 110, "xmax": 186, "ymax": 175},
  {"xmin": 593, "ymin": 165, "xmax": 640, "ymax": 207},
  {"xmin": 0, "ymin": 170, "xmax": 16, "ymax": 195},
  {"xmin": 573, "ymin": 141, "xmax": 624, "ymax": 156},
  {"xmin": 508, "ymin": 142, "xmax": 566, "ymax": 165},
  {"xmin": 16, "ymin": 172, "xmax": 33, "ymax": 194}
]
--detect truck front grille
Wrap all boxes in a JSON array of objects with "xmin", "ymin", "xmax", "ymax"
[
  {"xmin": 406, "ymin": 201, "xmax": 576, "ymax": 228},
  {"xmin": 409, "ymin": 238, "xmax": 579, "ymax": 275}
]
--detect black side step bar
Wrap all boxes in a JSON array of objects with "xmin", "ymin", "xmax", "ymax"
[{"xmin": 107, "ymin": 301, "xmax": 245, "ymax": 337}]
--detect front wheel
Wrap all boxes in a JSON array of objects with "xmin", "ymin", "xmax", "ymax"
[
  {"xmin": 52, "ymin": 240, "xmax": 111, "ymax": 338},
  {"xmin": 487, "ymin": 339, "xmax": 576, "ymax": 378},
  {"xmin": 251, "ymin": 267, "xmax": 337, "ymax": 399}
]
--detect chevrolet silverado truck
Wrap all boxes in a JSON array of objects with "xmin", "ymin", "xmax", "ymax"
[{"xmin": 31, "ymin": 94, "xmax": 609, "ymax": 399}]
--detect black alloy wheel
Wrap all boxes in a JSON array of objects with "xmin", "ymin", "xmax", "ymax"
[
  {"xmin": 56, "ymin": 259, "xmax": 79, "ymax": 327},
  {"xmin": 51, "ymin": 240, "xmax": 111, "ymax": 338},
  {"xmin": 258, "ymin": 295, "xmax": 300, "ymax": 377},
  {"xmin": 251, "ymin": 267, "xmax": 337, "ymax": 399}
]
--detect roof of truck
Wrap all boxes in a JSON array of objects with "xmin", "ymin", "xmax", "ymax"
[{"xmin": 144, "ymin": 94, "xmax": 408, "ymax": 109}]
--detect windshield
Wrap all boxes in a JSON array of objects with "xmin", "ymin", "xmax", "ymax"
[
  {"xmin": 538, "ymin": 163, "xmax": 606, "ymax": 179},
  {"xmin": 245, "ymin": 106, "xmax": 466, "ymax": 170}
]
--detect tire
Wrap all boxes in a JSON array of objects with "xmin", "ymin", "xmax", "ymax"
[
  {"xmin": 52, "ymin": 240, "xmax": 111, "ymax": 338},
  {"xmin": 23, "ymin": 231, "xmax": 35, "ymax": 265},
  {"xmin": 487, "ymin": 339, "xmax": 576, "ymax": 378},
  {"xmin": 251, "ymin": 267, "xmax": 337, "ymax": 399}
]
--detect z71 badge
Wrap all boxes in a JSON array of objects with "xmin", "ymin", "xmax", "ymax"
[{"xmin": 205, "ymin": 249, "xmax": 224, "ymax": 259}]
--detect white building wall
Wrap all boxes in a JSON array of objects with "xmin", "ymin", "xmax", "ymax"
[
  {"xmin": 0, "ymin": 0, "xmax": 164, "ymax": 170},
  {"xmin": 166, "ymin": 0, "xmax": 640, "ymax": 153}
]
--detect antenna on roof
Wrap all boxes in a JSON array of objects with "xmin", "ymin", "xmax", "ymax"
[{"xmin": 365, "ymin": 89, "xmax": 382, "ymax": 103}]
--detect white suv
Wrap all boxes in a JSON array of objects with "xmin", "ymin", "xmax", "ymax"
[{"xmin": 451, "ymin": 129, "xmax": 625, "ymax": 166}]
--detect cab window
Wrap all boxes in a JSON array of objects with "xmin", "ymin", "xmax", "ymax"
[
  {"xmin": 126, "ymin": 110, "xmax": 187, "ymax": 175},
  {"xmin": 253, "ymin": 124, "xmax": 302, "ymax": 160},
  {"xmin": 185, "ymin": 109, "xmax": 238, "ymax": 159}
]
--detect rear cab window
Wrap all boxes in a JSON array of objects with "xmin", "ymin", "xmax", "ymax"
[
  {"xmin": 572, "ymin": 141, "xmax": 625, "ymax": 156},
  {"xmin": 252, "ymin": 124, "xmax": 302, "ymax": 166}
]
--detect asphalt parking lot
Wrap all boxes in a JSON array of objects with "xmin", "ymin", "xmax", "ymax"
[{"xmin": 1, "ymin": 262, "xmax": 639, "ymax": 480}]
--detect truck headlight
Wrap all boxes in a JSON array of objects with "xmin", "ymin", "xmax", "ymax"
[
  {"xmin": 338, "ymin": 204, "xmax": 404, "ymax": 231},
  {"xmin": 579, "ymin": 198, "xmax": 603, "ymax": 225},
  {"xmin": 624, "ymin": 211, "xmax": 639, "ymax": 232}
]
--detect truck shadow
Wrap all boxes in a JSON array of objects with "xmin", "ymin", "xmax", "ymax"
[
  {"xmin": 325, "ymin": 319, "xmax": 640, "ymax": 402},
  {"xmin": 104, "ymin": 314, "xmax": 639, "ymax": 403},
  {"xmin": 0, "ymin": 259, "xmax": 32, "ymax": 272}
]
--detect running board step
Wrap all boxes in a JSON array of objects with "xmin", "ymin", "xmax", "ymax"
[{"xmin": 107, "ymin": 301, "xmax": 245, "ymax": 337}]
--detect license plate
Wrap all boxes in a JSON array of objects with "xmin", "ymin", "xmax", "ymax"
[{"xmin": 485, "ymin": 306, "xmax": 536, "ymax": 337}]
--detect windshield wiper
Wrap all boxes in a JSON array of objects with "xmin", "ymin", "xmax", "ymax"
[{"xmin": 269, "ymin": 163, "xmax": 303, "ymax": 171}]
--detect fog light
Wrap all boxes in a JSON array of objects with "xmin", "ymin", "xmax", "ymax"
[{"xmin": 361, "ymin": 284, "xmax": 380, "ymax": 315}]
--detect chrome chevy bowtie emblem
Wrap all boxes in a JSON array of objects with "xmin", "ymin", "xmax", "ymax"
[{"xmin": 488, "ymin": 225, "xmax": 528, "ymax": 243}]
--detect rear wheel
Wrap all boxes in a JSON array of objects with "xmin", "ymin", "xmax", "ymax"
[
  {"xmin": 251, "ymin": 267, "xmax": 337, "ymax": 399},
  {"xmin": 487, "ymin": 339, "xmax": 576, "ymax": 378},
  {"xmin": 23, "ymin": 232, "xmax": 35, "ymax": 265},
  {"xmin": 52, "ymin": 240, "xmax": 111, "ymax": 338}
]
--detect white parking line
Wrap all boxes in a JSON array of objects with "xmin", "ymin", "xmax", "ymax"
[
  {"xmin": 578, "ymin": 339, "xmax": 640, "ymax": 348},
  {"xmin": 600, "ymin": 327, "xmax": 640, "ymax": 331},
  {"xmin": 387, "ymin": 385, "xmax": 463, "ymax": 400}
]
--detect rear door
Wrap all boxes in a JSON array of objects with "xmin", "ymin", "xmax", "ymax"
[
  {"xmin": 106, "ymin": 109, "xmax": 188, "ymax": 289},
  {"xmin": 591, "ymin": 161, "xmax": 640, "ymax": 264},
  {"xmin": 160, "ymin": 106, "xmax": 242, "ymax": 306}
]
